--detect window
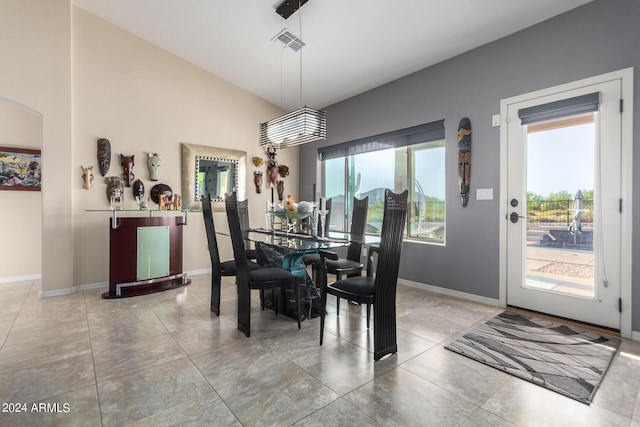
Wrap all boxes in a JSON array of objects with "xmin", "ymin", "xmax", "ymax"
[{"xmin": 320, "ymin": 121, "xmax": 445, "ymax": 243}]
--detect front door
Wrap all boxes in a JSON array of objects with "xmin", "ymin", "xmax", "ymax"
[{"xmin": 503, "ymin": 76, "xmax": 624, "ymax": 330}]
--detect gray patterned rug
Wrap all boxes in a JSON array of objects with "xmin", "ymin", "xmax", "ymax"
[{"xmin": 445, "ymin": 311, "xmax": 620, "ymax": 404}]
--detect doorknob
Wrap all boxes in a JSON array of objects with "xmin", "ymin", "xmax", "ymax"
[{"xmin": 509, "ymin": 212, "xmax": 525, "ymax": 223}]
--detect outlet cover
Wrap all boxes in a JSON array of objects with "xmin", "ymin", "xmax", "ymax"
[{"xmin": 476, "ymin": 188, "xmax": 493, "ymax": 200}]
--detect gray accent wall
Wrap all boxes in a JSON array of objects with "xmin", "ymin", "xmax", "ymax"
[{"xmin": 298, "ymin": 0, "xmax": 640, "ymax": 329}]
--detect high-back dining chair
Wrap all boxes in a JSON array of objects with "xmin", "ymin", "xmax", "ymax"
[
  {"xmin": 202, "ymin": 194, "xmax": 261, "ymax": 315},
  {"xmin": 226, "ymin": 193, "xmax": 302, "ymax": 337},
  {"xmin": 325, "ymin": 196, "xmax": 369, "ymax": 281},
  {"xmin": 237, "ymin": 199, "xmax": 257, "ymax": 260},
  {"xmin": 318, "ymin": 189, "xmax": 408, "ymax": 360}
]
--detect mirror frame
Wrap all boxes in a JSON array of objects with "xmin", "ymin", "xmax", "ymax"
[{"xmin": 181, "ymin": 143, "xmax": 246, "ymax": 211}]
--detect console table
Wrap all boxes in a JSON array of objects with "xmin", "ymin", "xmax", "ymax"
[{"xmin": 88, "ymin": 210, "xmax": 193, "ymax": 298}]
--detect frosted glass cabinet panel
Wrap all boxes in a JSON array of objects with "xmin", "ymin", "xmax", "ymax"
[{"xmin": 137, "ymin": 226, "xmax": 170, "ymax": 280}]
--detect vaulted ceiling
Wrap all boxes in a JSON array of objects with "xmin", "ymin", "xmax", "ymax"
[{"xmin": 73, "ymin": 0, "xmax": 593, "ymax": 110}]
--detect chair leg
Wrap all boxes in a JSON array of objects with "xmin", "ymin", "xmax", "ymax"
[
  {"xmin": 336, "ymin": 296, "xmax": 340, "ymax": 315},
  {"xmin": 319, "ymin": 284, "xmax": 327, "ymax": 345},
  {"xmin": 210, "ymin": 274, "xmax": 221, "ymax": 316},
  {"xmin": 260, "ymin": 289, "xmax": 265, "ymax": 310},
  {"xmin": 366, "ymin": 304, "xmax": 371, "ymax": 328},
  {"xmin": 295, "ymin": 278, "xmax": 301, "ymax": 329}
]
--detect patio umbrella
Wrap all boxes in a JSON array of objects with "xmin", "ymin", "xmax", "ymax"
[{"xmin": 568, "ymin": 190, "xmax": 583, "ymax": 235}]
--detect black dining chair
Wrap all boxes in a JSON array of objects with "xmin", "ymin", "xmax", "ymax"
[
  {"xmin": 238, "ymin": 199, "xmax": 257, "ymax": 260},
  {"xmin": 226, "ymin": 192, "xmax": 302, "ymax": 337},
  {"xmin": 202, "ymin": 194, "xmax": 261, "ymax": 315},
  {"xmin": 318, "ymin": 189, "xmax": 408, "ymax": 361},
  {"xmin": 306, "ymin": 197, "xmax": 369, "ymax": 299}
]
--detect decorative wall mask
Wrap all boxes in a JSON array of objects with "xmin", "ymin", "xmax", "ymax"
[
  {"xmin": 105, "ymin": 176, "xmax": 124, "ymax": 205},
  {"xmin": 150, "ymin": 183, "xmax": 172, "ymax": 205},
  {"xmin": 252, "ymin": 157, "xmax": 264, "ymax": 167},
  {"xmin": 278, "ymin": 164, "xmax": 289, "ymax": 178},
  {"xmin": 253, "ymin": 171, "xmax": 263, "ymax": 193},
  {"xmin": 120, "ymin": 154, "xmax": 135, "ymax": 187},
  {"xmin": 81, "ymin": 165, "xmax": 94, "ymax": 190},
  {"xmin": 97, "ymin": 138, "xmax": 111, "ymax": 176},
  {"xmin": 147, "ymin": 152, "xmax": 161, "ymax": 181},
  {"xmin": 268, "ymin": 165, "xmax": 278, "ymax": 187},
  {"xmin": 276, "ymin": 180, "xmax": 285, "ymax": 201},
  {"xmin": 132, "ymin": 179, "xmax": 145, "ymax": 199}
]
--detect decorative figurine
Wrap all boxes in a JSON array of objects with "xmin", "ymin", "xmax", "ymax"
[
  {"xmin": 254, "ymin": 171, "xmax": 263, "ymax": 193},
  {"xmin": 147, "ymin": 152, "xmax": 161, "ymax": 181},
  {"xmin": 276, "ymin": 180, "xmax": 285, "ymax": 201},
  {"xmin": 97, "ymin": 138, "xmax": 111, "ymax": 176},
  {"xmin": 81, "ymin": 165, "xmax": 94, "ymax": 189},
  {"xmin": 159, "ymin": 193, "xmax": 170, "ymax": 210},
  {"xmin": 132, "ymin": 179, "xmax": 145, "ymax": 199},
  {"xmin": 284, "ymin": 194, "xmax": 297, "ymax": 212},
  {"xmin": 105, "ymin": 176, "xmax": 124, "ymax": 206},
  {"xmin": 173, "ymin": 194, "xmax": 182, "ymax": 211},
  {"xmin": 120, "ymin": 154, "xmax": 135, "ymax": 187}
]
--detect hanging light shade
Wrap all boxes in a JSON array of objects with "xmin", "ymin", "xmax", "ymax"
[{"xmin": 259, "ymin": 106, "xmax": 326, "ymax": 148}]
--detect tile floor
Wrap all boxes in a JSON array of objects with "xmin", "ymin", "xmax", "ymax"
[{"xmin": 1, "ymin": 274, "xmax": 640, "ymax": 426}]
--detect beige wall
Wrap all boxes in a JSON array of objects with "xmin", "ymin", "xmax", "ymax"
[
  {"xmin": 0, "ymin": 0, "xmax": 73, "ymax": 292},
  {"xmin": 0, "ymin": 101, "xmax": 42, "ymax": 280},
  {"xmin": 71, "ymin": 8, "xmax": 296, "ymax": 286}
]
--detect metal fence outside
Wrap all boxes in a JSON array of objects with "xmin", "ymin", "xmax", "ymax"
[{"xmin": 527, "ymin": 199, "xmax": 593, "ymax": 225}]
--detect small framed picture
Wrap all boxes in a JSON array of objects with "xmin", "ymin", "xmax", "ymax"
[{"xmin": 0, "ymin": 146, "xmax": 42, "ymax": 191}]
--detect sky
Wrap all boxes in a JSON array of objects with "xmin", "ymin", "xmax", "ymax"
[{"xmin": 526, "ymin": 123, "xmax": 595, "ymax": 197}]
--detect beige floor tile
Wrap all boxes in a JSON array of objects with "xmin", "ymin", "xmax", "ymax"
[
  {"xmin": 402, "ymin": 345, "xmax": 511, "ymax": 406},
  {"xmin": 0, "ymin": 273, "xmax": 636, "ymax": 426},
  {"xmin": 217, "ymin": 361, "xmax": 339, "ymax": 426},
  {"xmin": 482, "ymin": 377, "xmax": 631, "ymax": 427},
  {"xmin": 291, "ymin": 398, "xmax": 378, "ymax": 426},
  {"xmin": 344, "ymin": 366, "xmax": 478, "ymax": 426},
  {"xmin": 97, "ymin": 358, "xmax": 213, "ymax": 426},
  {"xmin": 0, "ymin": 353, "xmax": 95, "ymax": 403}
]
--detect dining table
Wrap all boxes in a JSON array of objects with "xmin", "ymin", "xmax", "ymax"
[{"xmin": 244, "ymin": 228, "xmax": 354, "ymax": 321}]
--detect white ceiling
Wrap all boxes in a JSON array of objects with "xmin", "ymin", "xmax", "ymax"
[{"xmin": 73, "ymin": 0, "xmax": 593, "ymax": 111}]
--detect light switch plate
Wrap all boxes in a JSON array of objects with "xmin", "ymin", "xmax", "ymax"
[
  {"xmin": 492, "ymin": 114, "xmax": 500, "ymax": 127},
  {"xmin": 476, "ymin": 188, "xmax": 493, "ymax": 200}
]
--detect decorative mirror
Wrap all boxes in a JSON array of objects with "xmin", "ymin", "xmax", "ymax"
[{"xmin": 181, "ymin": 143, "xmax": 246, "ymax": 210}]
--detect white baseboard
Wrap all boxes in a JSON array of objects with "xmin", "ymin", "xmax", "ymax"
[
  {"xmin": 398, "ymin": 278, "xmax": 501, "ymax": 307},
  {"xmin": 0, "ymin": 274, "xmax": 41, "ymax": 284},
  {"xmin": 630, "ymin": 331, "xmax": 640, "ymax": 342},
  {"xmin": 185, "ymin": 268, "xmax": 211, "ymax": 277}
]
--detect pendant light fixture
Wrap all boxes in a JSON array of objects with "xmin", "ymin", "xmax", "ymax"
[{"xmin": 259, "ymin": 0, "xmax": 327, "ymax": 148}]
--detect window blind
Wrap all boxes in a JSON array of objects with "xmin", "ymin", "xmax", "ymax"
[
  {"xmin": 318, "ymin": 120, "xmax": 445, "ymax": 161},
  {"xmin": 518, "ymin": 92, "xmax": 600, "ymax": 125}
]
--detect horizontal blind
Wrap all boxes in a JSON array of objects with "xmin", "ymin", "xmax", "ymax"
[
  {"xmin": 318, "ymin": 120, "xmax": 444, "ymax": 161},
  {"xmin": 518, "ymin": 92, "xmax": 600, "ymax": 125}
]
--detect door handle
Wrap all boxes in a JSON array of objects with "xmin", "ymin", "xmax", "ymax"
[{"xmin": 509, "ymin": 212, "xmax": 525, "ymax": 223}]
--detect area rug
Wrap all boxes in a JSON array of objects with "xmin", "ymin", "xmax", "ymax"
[{"xmin": 445, "ymin": 311, "xmax": 620, "ymax": 404}]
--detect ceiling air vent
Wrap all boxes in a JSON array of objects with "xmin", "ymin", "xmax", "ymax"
[{"xmin": 272, "ymin": 28, "xmax": 305, "ymax": 52}]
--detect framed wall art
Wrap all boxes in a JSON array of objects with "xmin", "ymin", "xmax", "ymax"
[{"xmin": 0, "ymin": 146, "xmax": 42, "ymax": 191}]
